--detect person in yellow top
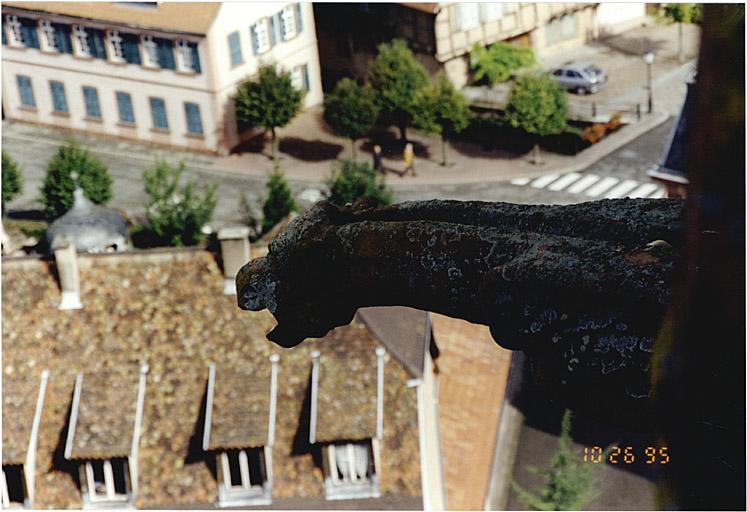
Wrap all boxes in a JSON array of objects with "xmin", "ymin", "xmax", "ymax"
[{"xmin": 403, "ymin": 142, "xmax": 415, "ymax": 176}]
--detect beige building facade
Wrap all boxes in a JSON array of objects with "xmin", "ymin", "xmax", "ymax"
[{"xmin": 1, "ymin": 2, "xmax": 323, "ymax": 155}]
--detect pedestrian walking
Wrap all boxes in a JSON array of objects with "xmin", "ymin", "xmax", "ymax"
[
  {"xmin": 372, "ymin": 144, "xmax": 384, "ymax": 173},
  {"xmin": 403, "ymin": 143, "xmax": 415, "ymax": 176}
]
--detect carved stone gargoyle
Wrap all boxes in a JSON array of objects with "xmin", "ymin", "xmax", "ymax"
[{"xmin": 237, "ymin": 198, "xmax": 683, "ymax": 398}]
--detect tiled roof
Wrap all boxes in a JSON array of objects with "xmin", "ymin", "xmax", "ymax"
[
  {"xmin": 432, "ymin": 313, "xmax": 512, "ymax": 510},
  {"xmin": 1, "ymin": 249, "xmax": 421, "ymax": 508},
  {"xmin": 2, "ymin": 373, "xmax": 41, "ymax": 465},
  {"xmin": 2, "ymin": 2, "xmax": 220, "ymax": 35},
  {"xmin": 66, "ymin": 369, "xmax": 140, "ymax": 460},
  {"xmin": 315, "ymin": 322, "xmax": 379, "ymax": 443},
  {"xmin": 206, "ymin": 363, "xmax": 271, "ymax": 450},
  {"xmin": 358, "ymin": 307, "xmax": 429, "ymax": 379}
]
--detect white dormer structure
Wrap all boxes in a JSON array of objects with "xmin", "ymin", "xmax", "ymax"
[{"xmin": 1, "ymin": 2, "xmax": 322, "ymax": 155}]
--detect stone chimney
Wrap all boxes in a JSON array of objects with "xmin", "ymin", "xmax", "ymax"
[
  {"xmin": 218, "ymin": 226, "xmax": 251, "ymax": 295},
  {"xmin": 54, "ymin": 243, "xmax": 82, "ymax": 310}
]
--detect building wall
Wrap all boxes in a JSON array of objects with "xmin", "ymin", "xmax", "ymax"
[
  {"xmin": 596, "ymin": 2, "xmax": 646, "ymax": 37},
  {"xmin": 1, "ymin": 8, "xmax": 219, "ymax": 152},
  {"xmin": 206, "ymin": 2, "xmax": 323, "ymax": 151},
  {"xmin": 434, "ymin": 2, "xmax": 597, "ymax": 88}
]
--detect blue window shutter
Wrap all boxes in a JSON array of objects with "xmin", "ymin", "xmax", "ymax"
[
  {"xmin": 302, "ymin": 64, "xmax": 309, "ymax": 91},
  {"xmin": 249, "ymin": 24, "xmax": 259, "ymax": 54},
  {"xmin": 121, "ymin": 33, "xmax": 141, "ymax": 64},
  {"xmin": 89, "ymin": 28, "xmax": 107, "ymax": 59},
  {"xmin": 295, "ymin": 3, "xmax": 303, "ymax": 34},
  {"xmin": 50, "ymin": 81, "xmax": 68, "ymax": 112},
  {"xmin": 184, "ymin": 102, "xmax": 203, "ymax": 134},
  {"xmin": 16, "ymin": 76, "xmax": 35, "ymax": 107},
  {"xmin": 20, "ymin": 18, "xmax": 39, "ymax": 49},
  {"xmin": 155, "ymin": 38, "xmax": 175, "ymax": 69},
  {"xmin": 52, "ymin": 23, "xmax": 73, "ymax": 54},
  {"xmin": 277, "ymin": 11, "xmax": 286, "ymax": 41},
  {"xmin": 189, "ymin": 42, "xmax": 201, "ymax": 73},
  {"xmin": 228, "ymin": 31, "xmax": 242, "ymax": 66},
  {"xmin": 83, "ymin": 87, "xmax": 101, "ymax": 118},
  {"xmin": 150, "ymin": 97, "xmax": 168, "ymax": 129},
  {"xmin": 269, "ymin": 16, "xmax": 276, "ymax": 47},
  {"xmin": 116, "ymin": 91, "xmax": 134, "ymax": 123},
  {"xmin": 3, "ymin": 22, "xmax": 7, "ymax": 45}
]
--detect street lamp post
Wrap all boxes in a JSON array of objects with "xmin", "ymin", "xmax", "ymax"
[{"xmin": 643, "ymin": 51, "xmax": 655, "ymax": 114}]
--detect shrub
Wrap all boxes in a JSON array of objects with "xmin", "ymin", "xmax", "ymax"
[
  {"xmin": 41, "ymin": 140, "xmax": 112, "ymax": 220},
  {"xmin": 262, "ymin": 164, "xmax": 297, "ymax": 234},
  {"xmin": 326, "ymin": 159, "xmax": 392, "ymax": 207},
  {"xmin": 470, "ymin": 42, "xmax": 536, "ymax": 85},
  {"xmin": 2, "ymin": 150, "xmax": 23, "ymax": 214},
  {"xmin": 142, "ymin": 159, "xmax": 217, "ymax": 246}
]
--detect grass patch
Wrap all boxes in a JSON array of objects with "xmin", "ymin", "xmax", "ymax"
[{"xmin": 3, "ymin": 218, "xmax": 48, "ymax": 240}]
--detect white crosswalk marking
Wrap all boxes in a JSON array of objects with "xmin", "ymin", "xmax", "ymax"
[
  {"xmin": 566, "ymin": 174, "xmax": 600, "ymax": 194},
  {"xmin": 510, "ymin": 177, "xmax": 531, "ymax": 185},
  {"xmin": 604, "ymin": 179, "xmax": 641, "ymax": 199},
  {"xmin": 627, "ymin": 183, "xmax": 659, "ymax": 198},
  {"xmin": 530, "ymin": 174, "xmax": 560, "ymax": 188},
  {"xmin": 585, "ymin": 176, "xmax": 620, "ymax": 197},
  {"xmin": 649, "ymin": 188, "xmax": 667, "ymax": 198},
  {"xmin": 547, "ymin": 172, "xmax": 582, "ymax": 191}
]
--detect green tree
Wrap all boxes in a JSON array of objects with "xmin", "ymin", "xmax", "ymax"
[
  {"xmin": 142, "ymin": 159, "xmax": 217, "ymax": 247},
  {"xmin": 235, "ymin": 65, "xmax": 303, "ymax": 158},
  {"xmin": 660, "ymin": 4, "xmax": 703, "ymax": 63},
  {"xmin": 2, "ymin": 150, "xmax": 23, "ymax": 215},
  {"xmin": 412, "ymin": 75, "xmax": 472, "ymax": 166},
  {"xmin": 368, "ymin": 39, "xmax": 429, "ymax": 142},
  {"xmin": 324, "ymin": 78, "xmax": 380, "ymax": 161},
  {"xmin": 505, "ymin": 74, "xmax": 568, "ymax": 164},
  {"xmin": 326, "ymin": 159, "xmax": 392, "ymax": 207},
  {"xmin": 512, "ymin": 410, "xmax": 602, "ymax": 510},
  {"xmin": 470, "ymin": 42, "xmax": 536, "ymax": 85},
  {"xmin": 41, "ymin": 140, "xmax": 112, "ymax": 220},
  {"xmin": 262, "ymin": 164, "xmax": 297, "ymax": 234}
]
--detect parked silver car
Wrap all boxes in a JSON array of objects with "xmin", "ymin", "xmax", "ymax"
[{"xmin": 550, "ymin": 62, "xmax": 607, "ymax": 94}]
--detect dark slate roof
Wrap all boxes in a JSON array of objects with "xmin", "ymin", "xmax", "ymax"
[
  {"xmin": 1, "ymin": 249, "xmax": 422, "ymax": 508},
  {"xmin": 2, "ymin": 373, "xmax": 41, "ymax": 465},
  {"xmin": 66, "ymin": 368, "xmax": 140, "ymax": 460},
  {"xmin": 358, "ymin": 307, "xmax": 429, "ymax": 379},
  {"xmin": 46, "ymin": 188, "xmax": 129, "ymax": 253},
  {"xmin": 206, "ymin": 363, "xmax": 271, "ymax": 450},
  {"xmin": 649, "ymin": 81, "xmax": 695, "ymax": 185},
  {"xmin": 315, "ymin": 320, "xmax": 379, "ymax": 443}
]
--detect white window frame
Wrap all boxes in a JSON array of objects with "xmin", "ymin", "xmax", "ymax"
[
  {"xmin": 456, "ymin": 3, "xmax": 481, "ymax": 31},
  {"xmin": 175, "ymin": 39, "xmax": 194, "ymax": 72},
  {"xmin": 323, "ymin": 440, "xmax": 380, "ymax": 500},
  {"xmin": 6, "ymin": 15, "xmax": 24, "ymax": 47},
  {"xmin": 280, "ymin": 5, "xmax": 297, "ymax": 40},
  {"xmin": 39, "ymin": 19, "xmax": 58, "ymax": 52},
  {"xmin": 107, "ymin": 30, "xmax": 125, "ymax": 62},
  {"xmin": 253, "ymin": 18, "xmax": 271, "ymax": 54},
  {"xmin": 141, "ymin": 34, "xmax": 159, "ymax": 67},
  {"xmin": 72, "ymin": 25, "xmax": 91, "ymax": 57},
  {"xmin": 481, "ymin": 3, "xmax": 504, "ymax": 22},
  {"xmin": 290, "ymin": 65, "xmax": 304, "ymax": 91},
  {"xmin": 217, "ymin": 448, "xmax": 272, "ymax": 507},
  {"xmin": 80, "ymin": 459, "xmax": 130, "ymax": 506}
]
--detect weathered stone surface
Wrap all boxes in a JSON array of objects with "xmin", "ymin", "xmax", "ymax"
[{"xmin": 237, "ymin": 198, "xmax": 683, "ymax": 397}]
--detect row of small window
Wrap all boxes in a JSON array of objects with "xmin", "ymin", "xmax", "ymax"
[
  {"xmin": 2, "ymin": 14, "xmax": 201, "ymax": 74},
  {"xmin": 454, "ymin": 3, "xmax": 519, "ymax": 32},
  {"xmin": 16, "ymin": 75, "xmax": 204, "ymax": 134},
  {"xmin": 2, "ymin": 441, "xmax": 377, "ymax": 508},
  {"xmin": 227, "ymin": 3, "xmax": 303, "ymax": 67}
]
